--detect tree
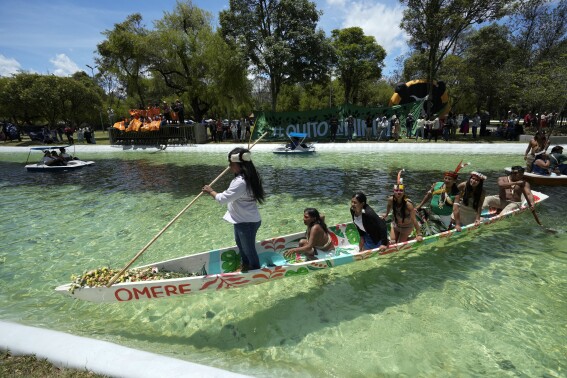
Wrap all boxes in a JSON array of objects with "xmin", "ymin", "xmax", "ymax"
[
  {"xmin": 220, "ymin": 0, "xmax": 331, "ymax": 111},
  {"xmin": 330, "ymin": 27, "xmax": 386, "ymax": 105},
  {"xmin": 147, "ymin": 1, "xmax": 251, "ymax": 121},
  {"xmin": 504, "ymin": 1, "xmax": 567, "ymax": 115},
  {"xmin": 508, "ymin": 0, "xmax": 567, "ymax": 67},
  {"xmin": 437, "ymin": 54, "xmax": 475, "ymax": 114},
  {"xmin": 96, "ymin": 14, "xmax": 152, "ymax": 108},
  {"xmin": 65, "ymin": 72, "xmax": 104, "ymax": 128},
  {"xmin": 0, "ymin": 73, "xmax": 40, "ymax": 124},
  {"xmin": 462, "ymin": 24, "xmax": 513, "ymax": 115},
  {"xmin": 400, "ymin": 0, "xmax": 509, "ymax": 115}
]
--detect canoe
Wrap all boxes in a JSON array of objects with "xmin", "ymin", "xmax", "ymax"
[
  {"xmin": 505, "ymin": 167, "xmax": 567, "ymax": 186},
  {"xmin": 55, "ymin": 190, "xmax": 548, "ymax": 303}
]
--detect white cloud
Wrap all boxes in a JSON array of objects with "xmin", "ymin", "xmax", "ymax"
[
  {"xmin": 0, "ymin": 55, "xmax": 22, "ymax": 76},
  {"xmin": 320, "ymin": 0, "xmax": 409, "ymax": 74},
  {"xmin": 326, "ymin": 0, "xmax": 347, "ymax": 6},
  {"xmin": 49, "ymin": 53, "xmax": 81, "ymax": 76},
  {"xmin": 342, "ymin": 1, "xmax": 408, "ymax": 55}
]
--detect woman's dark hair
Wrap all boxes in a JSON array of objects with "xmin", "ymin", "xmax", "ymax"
[
  {"xmin": 304, "ymin": 208, "xmax": 329, "ymax": 234},
  {"xmin": 352, "ymin": 192, "xmax": 367, "ymax": 204},
  {"xmin": 463, "ymin": 177, "xmax": 484, "ymax": 210},
  {"xmin": 392, "ymin": 193, "xmax": 409, "ymax": 223},
  {"xmin": 228, "ymin": 147, "xmax": 265, "ymax": 203},
  {"xmin": 448, "ymin": 181, "xmax": 460, "ymax": 195}
]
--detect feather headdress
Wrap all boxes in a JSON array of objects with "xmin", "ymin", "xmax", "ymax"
[
  {"xmin": 470, "ymin": 171, "xmax": 487, "ymax": 180},
  {"xmin": 394, "ymin": 169, "xmax": 405, "ymax": 190},
  {"xmin": 444, "ymin": 160, "xmax": 470, "ymax": 178}
]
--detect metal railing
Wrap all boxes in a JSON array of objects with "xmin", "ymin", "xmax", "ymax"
[{"xmin": 108, "ymin": 125, "xmax": 195, "ymax": 146}]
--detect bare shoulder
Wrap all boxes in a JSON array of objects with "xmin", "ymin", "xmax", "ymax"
[
  {"xmin": 406, "ymin": 200, "xmax": 415, "ymax": 211},
  {"xmin": 310, "ymin": 223, "xmax": 324, "ymax": 234}
]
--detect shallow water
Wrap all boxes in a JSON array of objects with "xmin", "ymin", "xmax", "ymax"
[{"xmin": 1, "ymin": 148, "xmax": 566, "ymax": 377}]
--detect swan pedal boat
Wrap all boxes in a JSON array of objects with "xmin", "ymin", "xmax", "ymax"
[
  {"xmin": 505, "ymin": 167, "xmax": 567, "ymax": 186},
  {"xmin": 272, "ymin": 132, "xmax": 316, "ymax": 154},
  {"xmin": 25, "ymin": 145, "xmax": 94, "ymax": 172},
  {"xmin": 55, "ymin": 190, "xmax": 548, "ymax": 303}
]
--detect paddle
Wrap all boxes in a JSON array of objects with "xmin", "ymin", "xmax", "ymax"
[
  {"xmin": 522, "ymin": 189, "xmax": 543, "ymax": 227},
  {"xmin": 543, "ymin": 99, "xmax": 566, "ymax": 152},
  {"xmin": 106, "ymin": 132, "xmax": 269, "ymax": 287}
]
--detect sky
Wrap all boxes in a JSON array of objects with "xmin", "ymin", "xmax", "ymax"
[{"xmin": 0, "ymin": 0, "xmax": 408, "ymax": 78}]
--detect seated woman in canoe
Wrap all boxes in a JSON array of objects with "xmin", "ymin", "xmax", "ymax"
[
  {"xmin": 284, "ymin": 208, "xmax": 335, "ymax": 261},
  {"xmin": 416, "ymin": 161, "xmax": 468, "ymax": 231},
  {"xmin": 452, "ymin": 171, "xmax": 487, "ymax": 231},
  {"xmin": 531, "ymin": 151, "xmax": 551, "ymax": 176},
  {"xmin": 550, "ymin": 146, "xmax": 567, "ymax": 175},
  {"xmin": 349, "ymin": 192, "xmax": 389, "ymax": 252},
  {"xmin": 383, "ymin": 170, "xmax": 423, "ymax": 243}
]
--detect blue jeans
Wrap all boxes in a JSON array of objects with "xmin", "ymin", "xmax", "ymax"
[
  {"xmin": 234, "ymin": 221, "xmax": 261, "ymax": 269},
  {"xmin": 362, "ymin": 231, "xmax": 382, "ymax": 250}
]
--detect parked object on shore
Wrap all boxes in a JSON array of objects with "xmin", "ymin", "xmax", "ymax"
[{"xmin": 55, "ymin": 190, "xmax": 548, "ymax": 303}]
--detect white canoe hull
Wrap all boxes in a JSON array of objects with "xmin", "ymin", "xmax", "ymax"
[{"xmin": 55, "ymin": 191, "xmax": 548, "ymax": 303}]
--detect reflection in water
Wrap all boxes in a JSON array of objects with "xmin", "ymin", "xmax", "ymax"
[{"xmin": 0, "ymin": 150, "xmax": 565, "ymax": 377}]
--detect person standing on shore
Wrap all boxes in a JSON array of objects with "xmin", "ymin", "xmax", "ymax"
[
  {"xmin": 329, "ymin": 115, "xmax": 339, "ymax": 142},
  {"xmin": 471, "ymin": 113, "xmax": 481, "ymax": 139},
  {"xmin": 365, "ymin": 115, "xmax": 373, "ymax": 141},
  {"xmin": 405, "ymin": 113, "xmax": 414, "ymax": 139},
  {"xmin": 347, "ymin": 115, "xmax": 355, "ymax": 142}
]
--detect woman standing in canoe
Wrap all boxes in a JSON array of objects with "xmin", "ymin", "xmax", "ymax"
[{"xmin": 202, "ymin": 147, "xmax": 265, "ymax": 272}]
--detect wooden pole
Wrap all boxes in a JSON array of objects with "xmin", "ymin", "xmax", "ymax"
[{"xmin": 107, "ymin": 132, "xmax": 268, "ymax": 287}]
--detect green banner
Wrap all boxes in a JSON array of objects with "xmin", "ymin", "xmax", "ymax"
[{"xmin": 253, "ymin": 102, "xmax": 423, "ymax": 140}]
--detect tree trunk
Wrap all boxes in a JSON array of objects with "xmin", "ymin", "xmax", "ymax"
[{"xmin": 270, "ymin": 75, "xmax": 278, "ymax": 112}]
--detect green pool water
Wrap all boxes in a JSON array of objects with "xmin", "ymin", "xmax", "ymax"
[{"xmin": 1, "ymin": 149, "xmax": 565, "ymax": 377}]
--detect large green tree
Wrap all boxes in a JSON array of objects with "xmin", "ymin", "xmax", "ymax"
[
  {"xmin": 0, "ymin": 73, "xmax": 102, "ymax": 127},
  {"xmin": 400, "ymin": 0, "xmax": 509, "ymax": 115},
  {"xmin": 330, "ymin": 27, "xmax": 386, "ymax": 105},
  {"xmin": 220, "ymin": 0, "xmax": 331, "ymax": 111},
  {"xmin": 147, "ymin": 1, "xmax": 251, "ymax": 120},
  {"xmin": 509, "ymin": 0, "xmax": 567, "ymax": 67},
  {"xmin": 463, "ymin": 24, "xmax": 513, "ymax": 115},
  {"xmin": 506, "ymin": 0, "xmax": 567, "ymax": 116},
  {"xmin": 96, "ymin": 14, "xmax": 151, "ymax": 108}
]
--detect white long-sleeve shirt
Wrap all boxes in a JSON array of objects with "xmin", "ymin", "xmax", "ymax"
[{"xmin": 214, "ymin": 175, "xmax": 261, "ymax": 224}]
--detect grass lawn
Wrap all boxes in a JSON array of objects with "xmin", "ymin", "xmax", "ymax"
[{"xmin": 1, "ymin": 350, "xmax": 107, "ymax": 377}]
